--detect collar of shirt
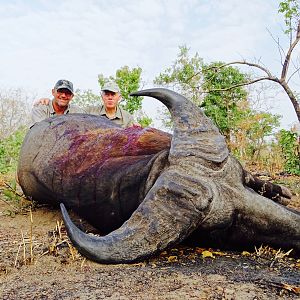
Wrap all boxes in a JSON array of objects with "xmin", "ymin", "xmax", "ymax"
[
  {"xmin": 99, "ymin": 105, "xmax": 122, "ymax": 119},
  {"xmin": 50, "ymin": 99, "xmax": 70, "ymax": 116}
]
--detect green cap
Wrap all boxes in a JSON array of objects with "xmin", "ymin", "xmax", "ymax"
[
  {"xmin": 54, "ymin": 79, "xmax": 74, "ymax": 94},
  {"xmin": 101, "ymin": 81, "xmax": 120, "ymax": 93}
]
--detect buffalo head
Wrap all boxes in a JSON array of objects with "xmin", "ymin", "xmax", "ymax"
[{"xmin": 53, "ymin": 89, "xmax": 299, "ymax": 263}]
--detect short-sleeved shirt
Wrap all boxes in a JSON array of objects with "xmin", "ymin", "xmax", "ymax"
[
  {"xmin": 30, "ymin": 100, "xmax": 86, "ymax": 127},
  {"xmin": 87, "ymin": 104, "xmax": 134, "ymax": 128}
]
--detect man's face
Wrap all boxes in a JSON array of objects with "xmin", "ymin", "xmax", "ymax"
[
  {"xmin": 52, "ymin": 88, "xmax": 74, "ymax": 107},
  {"xmin": 102, "ymin": 90, "xmax": 121, "ymax": 110}
]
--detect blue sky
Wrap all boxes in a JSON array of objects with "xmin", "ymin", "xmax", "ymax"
[{"xmin": 0, "ymin": 0, "xmax": 299, "ymax": 129}]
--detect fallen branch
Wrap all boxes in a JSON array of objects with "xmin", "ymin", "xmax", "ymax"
[{"xmin": 259, "ymin": 280, "xmax": 300, "ymax": 295}]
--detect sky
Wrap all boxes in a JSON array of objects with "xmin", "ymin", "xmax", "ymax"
[{"xmin": 0, "ymin": 0, "xmax": 299, "ymax": 129}]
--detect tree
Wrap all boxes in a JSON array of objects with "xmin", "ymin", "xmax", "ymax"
[
  {"xmin": 72, "ymin": 89, "xmax": 102, "ymax": 108},
  {"xmin": 0, "ymin": 88, "xmax": 32, "ymax": 139},
  {"xmin": 154, "ymin": 46, "xmax": 281, "ymax": 153},
  {"xmin": 232, "ymin": 107, "xmax": 281, "ymax": 162},
  {"xmin": 98, "ymin": 66, "xmax": 152, "ymax": 126},
  {"xmin": 154, "ymin": 46, "xmax": 204, "ymax": 129},
  {"xmin": 155, "ymin": 47, "xmax": 247, "ymax": 143},
  {"xmin": 210, "ymin": 0, "xmax": 300, "ymax": 122},
  {"xmin": 279, "ymin": 0, "xmax": 300, "ymax": 35},
  {"xmin": 201, "ymin": 62, "xmax": 249, "ymax": 143},
  {"xmin": 154, "ymin": 45, "xmax": 203, "ymax": 105}
]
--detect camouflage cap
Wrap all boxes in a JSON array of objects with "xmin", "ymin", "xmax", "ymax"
[
  {"xmin": 101, "ymin": 81, "xmax": 120, "ymax": 93},
  {"xmin": 54, "ymin": 79, "xmax": 74, "ymax": 94}
]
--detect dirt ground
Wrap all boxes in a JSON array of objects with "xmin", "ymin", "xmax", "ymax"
[{"xmin": 0, "ymin": 177, "xmax": 299, "ymax": 300}]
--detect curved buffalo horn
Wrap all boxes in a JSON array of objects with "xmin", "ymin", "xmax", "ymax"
[
  {"xmin": 61, "ymin": 88, "xmax": 218, "ymax": 263},
  {"xmin": 60, "ymin": 164, "xmax": 212, "ymax": 263},
  {"xmin": 131, "ymin": 88, "xmax": 228, "ymax": 163}
]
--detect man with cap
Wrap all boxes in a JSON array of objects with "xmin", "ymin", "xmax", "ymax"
[
  {"xmin": 86, "ymin": 81, "xmax": 134, "ymax": 128},
  {"xmin": 31, "ymin": 79, "xmax": 85, "ymax": 127}
]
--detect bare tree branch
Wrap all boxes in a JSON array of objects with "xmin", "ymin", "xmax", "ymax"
[
  {"xmin": 287, "ymin": 66, "xmax": 300, "ymax": 83},
  {"xmin": 207, "ymin": 20, "xmax": 300, "ymax": 123},
  {"xmin": 267, "ymin": 28, "xmax": 285, "ymax": 66},
  {"xmin": 280, "ymin": 21, "xmax": 300, "ymax": 81},
  {"xmin": 201, "ymin": 77, "xmax": 278, "ymax": 93},
  {"xmin": 205, "ymin": 61, "xmax": 275, "ymax": 78}
]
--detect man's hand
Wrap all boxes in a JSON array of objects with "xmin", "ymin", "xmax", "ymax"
[{"xmin": 33, "ymin": 98, "xmax": 50, "ymax": 106}]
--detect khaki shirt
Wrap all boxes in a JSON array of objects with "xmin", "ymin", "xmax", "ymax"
[
  {"xmin": 30, "ymin": 100, "xmax": 86, "ymax": 127},
  {"xmin": 87, "ymin": 104, "xmax": 134, "ymax": 128}
]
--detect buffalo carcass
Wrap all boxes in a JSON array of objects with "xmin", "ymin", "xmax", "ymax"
[{"xmin": 17, "ymin": 88, "xmax": 299, "ymax": 263}]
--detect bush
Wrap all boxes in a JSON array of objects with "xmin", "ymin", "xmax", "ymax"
[
  {"xmin": 0, "ymin": 127, "xmax": 27, "ymax": 174},
  {"xmin": 278, "ymin": 129, "xmax": 300, "ymax": 175}
]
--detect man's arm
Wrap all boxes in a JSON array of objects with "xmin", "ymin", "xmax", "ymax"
[{"xmin": 30, "ymin": 104, "xmax": 49, "ymax": 127}]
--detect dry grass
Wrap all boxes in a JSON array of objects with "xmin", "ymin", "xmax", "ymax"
[{"xmin": 13, "ymin": 220, "xmax": 84, "ymax": 269}]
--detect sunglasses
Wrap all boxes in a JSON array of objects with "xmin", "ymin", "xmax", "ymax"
[{"xmin": 56, "ymin": 88, "xmax": 73, "ymax": 96}]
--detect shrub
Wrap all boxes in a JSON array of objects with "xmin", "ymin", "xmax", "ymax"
[
  {"xmin": 0, "ymin": 127, "xmax": 27, "ymax": 174},
  {"xmin": 278, "ymin": 129, "xmax": 300, "ymax": 175}
]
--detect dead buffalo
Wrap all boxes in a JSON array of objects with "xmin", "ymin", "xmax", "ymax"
[{"xmin": 17, "ymin": 88, "xmax": 299, "ymax": 263}]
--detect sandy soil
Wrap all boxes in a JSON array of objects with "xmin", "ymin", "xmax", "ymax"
[{"xmin": 0, "ymin": 183, "xmax": 299, "ymax": 299}]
